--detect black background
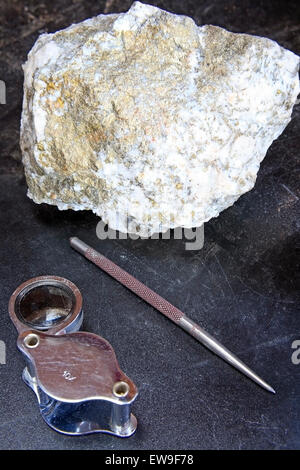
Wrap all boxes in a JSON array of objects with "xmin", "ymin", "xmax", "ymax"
[{"xmin": 0, "ymin": 0, "xmax": 299, "ymax": 450}]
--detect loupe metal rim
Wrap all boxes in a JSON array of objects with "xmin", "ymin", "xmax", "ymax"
[
  {"xmin": 9, "ymin": 276, "xmax": 83, "ymax": 335},
  {"xmin": 15, "ymin": 279, "xmax": 75, "ymax": 331}
]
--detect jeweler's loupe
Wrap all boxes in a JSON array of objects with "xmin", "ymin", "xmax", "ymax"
[{"xmin": 8, "ymin": 275, "xmax": 138, "ymax": 437}]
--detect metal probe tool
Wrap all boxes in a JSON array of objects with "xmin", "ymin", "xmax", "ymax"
[{"xmin": 70, "ymin": 237, "xmax": 275, "ymax": 394}]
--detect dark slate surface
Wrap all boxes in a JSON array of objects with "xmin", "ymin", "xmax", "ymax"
[{"xmin": 0, "ymin": 0, "xmax": 299, "ymax": 450}]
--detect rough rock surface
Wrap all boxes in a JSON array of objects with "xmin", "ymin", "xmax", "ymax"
[{"xmin": 20, "ymin": 1, "xmax": 300, "ymax": 236}]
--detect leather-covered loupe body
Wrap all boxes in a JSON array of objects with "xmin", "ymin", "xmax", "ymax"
[{"xmin": 9, "ymin": 276, "xmax": 138, "ymax": 437}]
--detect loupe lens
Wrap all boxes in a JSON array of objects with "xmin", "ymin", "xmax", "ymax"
[{"xmin": 16, "ymin": 283, "xmax": 75, "ymax": 329}]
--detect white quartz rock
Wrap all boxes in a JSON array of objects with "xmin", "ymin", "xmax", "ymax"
[{"xmin": 20, "ymin": 2, "xmax": 300, "ymax": 236}]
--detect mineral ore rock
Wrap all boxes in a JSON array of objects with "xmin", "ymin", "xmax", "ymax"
[{"xmin": 20, "ymin": 1, "xmax": 300, "ymax": 236}]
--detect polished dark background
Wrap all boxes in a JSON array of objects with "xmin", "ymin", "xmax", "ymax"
[{"xmin": 0, "ymin": 0, "xmax": 299, "ymax": 450}]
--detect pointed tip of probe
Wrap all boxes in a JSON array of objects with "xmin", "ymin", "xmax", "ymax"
[{"xmin": 260, "ymin": 380, "xmax": 276, "ymax": 394}]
